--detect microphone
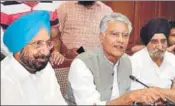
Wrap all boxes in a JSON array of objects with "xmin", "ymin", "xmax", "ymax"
[
  {"xmin": 129, "ymin": 75, "xmax": 175, "ymax": 105},
  {"xmin": 129, "ymin": 75, "xmax": 149, "ymax": 88}
]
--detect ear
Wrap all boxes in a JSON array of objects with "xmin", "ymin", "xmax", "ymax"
[
  {"xmin": 100, "ymin": 32, "xmax": 105, "ymax": 43},
  {"xmin": 13, "ymin": 51, "xmax": 21, "ymax": 61}
]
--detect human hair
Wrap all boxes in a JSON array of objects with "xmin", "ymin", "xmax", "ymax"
[
  {"xmin": 99, "ymin": 12, "xmax": 132, "ymax": 34},
  {"xmin": 169, "ymin": 20, "xmax": 175, "ymax": 29}
]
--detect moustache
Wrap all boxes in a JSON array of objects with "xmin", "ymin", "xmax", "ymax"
[
  {"xmin": 154, "ymin": 49, "xmax": 165, "ymax": 53},
  {"xmin": 114, "ymin": 45, "xmax": 124, "ymax": 50},
  {"xmin": 34, "ymin": 53, "xmax": 50, "ymax": 60}
]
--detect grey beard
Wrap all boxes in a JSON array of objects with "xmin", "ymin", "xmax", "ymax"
[{"xmin": 150, "ymin": 51, "xmax": 165, "ymax": 58}]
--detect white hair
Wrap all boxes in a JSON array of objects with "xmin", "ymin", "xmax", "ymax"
[{"xmin": 99, "ymin": 12, "xmax": 132, "ymax": 34}]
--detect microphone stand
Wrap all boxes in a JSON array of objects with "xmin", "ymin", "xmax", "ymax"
[{"xmin": 129, "ymin": 75, "xmax": 175, "ymax": 106}]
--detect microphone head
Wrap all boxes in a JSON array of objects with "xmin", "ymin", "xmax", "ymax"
[{"xmin": 129, "ymin": 75, "xmax": 137, "ymax": 81}]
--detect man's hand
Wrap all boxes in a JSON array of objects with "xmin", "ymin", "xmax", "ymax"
[
  {"xmin": 149, "ymin": 86, "xmax": 175, "ymax": 104},
  {"xmin": 128, "ymin": 88, "xmax": 167, "ymax": 105},
  {"xmin": 106, "ymin": 87, "xmax": 167, "ymax": 105},
  {"xmin": 50, "ymin": 51, "xmax": 65, "ymax": 66},
  {"xmin": 167, "ymin": 45, "xmax": 175, "ymax": 54},
  {"xmin": 66, "ymin": 48, "xmax": 79, "ymax": 59}
]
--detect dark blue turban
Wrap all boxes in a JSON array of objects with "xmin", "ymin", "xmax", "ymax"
[
  {"xmin": 140, "ymin": 18, "xmax": 171, "ymax": 45},
  {"xmin": 3, "ymin": 10, "xmax": 50, "ymax": 53}
]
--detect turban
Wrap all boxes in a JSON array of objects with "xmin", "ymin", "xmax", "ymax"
[
  {"xmin": 3, "ymin": 10, "xmax": 50, "ymax": 53},
  {"xmin": 140, "ymin": 18, "xmax": 170, "ymax": 45}
]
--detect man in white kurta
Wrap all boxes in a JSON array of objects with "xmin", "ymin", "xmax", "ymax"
[
  {"xmin": 131, "ymin": 48, "xmax": 175, "ymax": 89},
  {"xmin": 1, "ymin": 11, "xmax": 67, "ymax": 105},
  {"xmin": 1, "ymin": 55, "xmax": 67, "ymax": 105},
  {"xmin": 131, "ymin": 18, "xmax": 175, "ymax": 102},
  {"xmin": 68, "ymin": 49, "xmax": 120, "ymax": 105}
]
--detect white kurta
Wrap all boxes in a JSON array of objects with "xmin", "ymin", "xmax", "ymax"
[
  {"xmin": 131, "ymin": 48, "xmax": 175, "ymax": 90},
  {"xmin": 1, "ymin": 54, "xmax": 67, "ymax": 105},
  {"xmin": 68, "ymin": 56, "xmax": 119, "ymax": 105}
]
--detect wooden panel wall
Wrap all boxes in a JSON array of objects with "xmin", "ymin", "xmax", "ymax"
[{"xmin": 103, "ymin": 1, "xmax": 175, "ymax": 54}]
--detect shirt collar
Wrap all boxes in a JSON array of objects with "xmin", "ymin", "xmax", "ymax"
[
  {"xmin": 7, "ymin": 54, "xmax": 50, "ymax": 81},
  {"xmin": 9, "ymin": 54, "xmax": 31, "ymax": 80},
  {"xmin": 100, "ymin": 46, "xmax": 119, "ymax": 66}
]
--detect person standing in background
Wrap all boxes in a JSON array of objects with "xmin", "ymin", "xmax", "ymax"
[{"xmin": 57, "ymin": 1, "xmax": 113, "ymax": 59}]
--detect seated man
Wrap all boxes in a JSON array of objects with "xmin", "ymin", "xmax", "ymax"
[
  {"xmin": 57, "ymin": 1, "xmax": 113, "ymax": 59},
  {"xmin": 1, "ymin": 11, "xmax": 67, "ymax": 105},
  {"xmin": 131, "ymin": 18, "xmax": 175, "ymax": 102},
  {"xmin": 66, "ymin": 13, "xmax": 166, "ymax": 105},
  {"xmin": 0, "ymin": 1, "xmax": 64, "ymax": 65},
  {"xmin": 131, "ymin": 20, "xmax": 175, "ymax": 54}
]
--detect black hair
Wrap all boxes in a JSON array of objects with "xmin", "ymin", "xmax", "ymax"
[
  {"xmin": 169, "ymin": 20, "xmax": 175, "ymax": 29},
  {"xmin": 78, "ymin": 1, "xmax": 95, "ymax": 6}
]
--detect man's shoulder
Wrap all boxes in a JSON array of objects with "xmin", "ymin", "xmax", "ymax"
[
  {"xmin": 1, "ymin": 57, "xmax": 15, "ymax": 84},
  {"xmin": 76, "ymin": 49, "xmax": 99, "ymax": 60},
  {"xmin": 1, "ymin": 56, "xmax": 11, "ymax": 73},
  {"xmin": 59, "ymin": 1, "xmax": 76, "ymax": 7},
  {"xmin": 121, "ymin": 53, "xmax": 131, "ymax": 59},
  {"xmin": 120, "ymin": 53, "xmax": 132, "ymax": 66},
  {"xmin": 131, "ymin": 48, "xmax": 145, "ymax": 59},
  {"xmin": 97, "ymin": 1, "xmax": 113, "ymax": 12},
  {"xmin": 165, "ymin": 51, "xmax": 175, "ymax": 66},
  {"xmin": 43, "ymin": 63, "xmax": 56, "ymax": 75},
  {"xmin": 166, "ymin": 51, "xmax": 175, "ymax": 57}
]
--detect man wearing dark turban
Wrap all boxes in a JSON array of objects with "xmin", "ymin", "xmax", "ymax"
[
  {"xmin": 1, "ymin": 11, "xmax": 67, "ymax": 105},
  {"xmin": 131, "ymin": 20, "xmax": 175, "ymax": 54},
  {"xmin": 131, "ymin": 18, "xmax": 175, "ymax": 103}
]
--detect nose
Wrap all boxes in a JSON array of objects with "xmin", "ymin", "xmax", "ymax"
[
  {"xmin": 117, "ymin": 34, "xmax": 124, "ymax": 43},
  {"xmin": 157, "ymin": 42, "xmax": 163, "ymax": 50},
  {"xmin": 40, "ymin": 43, "xmax": 52, "ymax": 55},
  {"xmin": 42, "ymin": 47, "xmax": 50, "ymax": 55}
]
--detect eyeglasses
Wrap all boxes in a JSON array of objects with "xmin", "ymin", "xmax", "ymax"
[
  {"xmin": 28, "ymin": 40, "xmax": 53, "ymax": 49},
  {"xmin": 110, "ymin": 31, "xmax": 130, "ymax": 39}
]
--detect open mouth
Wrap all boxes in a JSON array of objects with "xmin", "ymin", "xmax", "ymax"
[{"xmin": 114, "ymin": 45, "xmax": 124, "ymax": 50}]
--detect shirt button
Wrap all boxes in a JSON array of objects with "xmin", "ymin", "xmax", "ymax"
[
  {"xmin": 110, "ymin": 86, "xmax": 113, "ymax": 90},
  {"xmin": 112, "ymin": 73, "xmax": 114, "ymax": 76}
]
